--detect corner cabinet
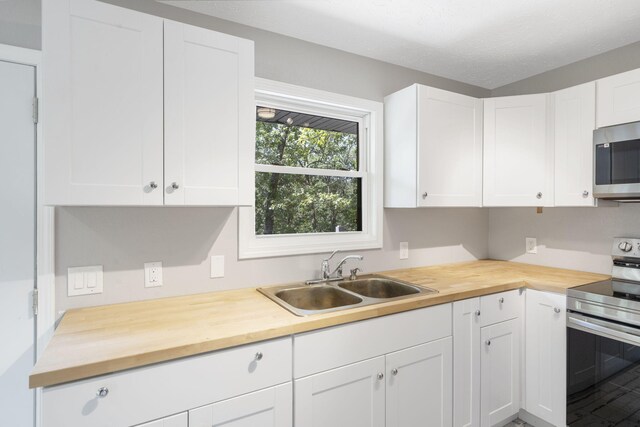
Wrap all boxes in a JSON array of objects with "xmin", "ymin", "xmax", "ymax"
[
  {"xmin": 483, "ymin": 94, "xmax": 553, "ymax": 206},
  {"xmin": 597, "ymin": 67, "xmax": 640, "ymax": 128},
  {"xmin": 553, "ymin": 82, "xmax": 596, "ymax": 207},
  {"xmin": 384, "ymin": 84, "xmax": 483, "ymax": 207},
  {"xmin": 43, "ymin": 0, "xmax": 254, "ymax": 206}
]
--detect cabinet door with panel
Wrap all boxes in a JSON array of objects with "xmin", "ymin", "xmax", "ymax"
[
  {"xmin": 452, "ymin": 298, "xmax": 481, "ymax": 427},
  {"xmin": 294, "ymin": 356, "xmax": 386, "ymax": 427},
  {"xmin": 483, "ymin": 94, "xmax": 553, "ymax": 206},
  {"xmin": 597, "ymin": 67, "xmax": 640, "ymax": 128},
  {"xmin": 135, "ymin": 412, "xmax": 187, "ymax": 427},
  {"xmin": 164, "ymin": 20, "xmax": 254, "ymax": 206},
  {"xmin": 189, "ymin": 383, "xmax": 292, "ymax": 427},
  {"xmin": 43, "ymin": 0, "xmax": 164, "ymax": 205},
  {"xmin": 525, "ymin": 290, "xmax": 566, "ymax": 427},
  {"xmin": 554, "ymin": 82, "xmax": 596, "ymax": 206},
  {"xmin": 386, "ymin": 337, "xmax": 453, "ymax": 427},
  {"xmin": 480, "ymin": 319, "xmax": 520, "ymax": 427}
]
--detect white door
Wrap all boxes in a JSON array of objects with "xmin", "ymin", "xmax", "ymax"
[
  {"xmin": 189, "ymin": 383, "xmax": 292, "ymax": 427},
  {"xmin": 554, "ymin": 82, "xmax": 596, "ymax": 206},
  {"xmin": 43, "ymin": 0, "xmax": 164, "ymax": 205},
  {"xmin": 417, "ymin": 86, "xmax": 483, "ymax": 207},
  {"xmin": 295, "ymin": 356, "xmax": 385, "ymax": 427},
  {"xmin": 597, "ymin": 67, "xmax": 640, "ymax": 128},
  {"xmin": 386, "ymin": 337, "xmax": 453, "ymax": 427},
  {"xmin": 0, "ymin": 59, "xmax": 36, "ymax": 426},
  {"xmin": 136, "ymin": 412, "xmax": 187, "ymax": 427},
  {"xmin": 164, "ymin": 20, "xmax": 254, "ymax": 206},
  {"xmin": 452, "ymin": 298, "xmax": 481, "ymax": 427},
  {"xmin": 525, "ymin": 290, "xmax": 566, "ymax": 427},
  {"xmin": 483, "ymin": 94, "xmax": 552, "ymax": 206},
  {"xmin": 480, "ymin": 319, "xmax": 520, "ymax": 427}
]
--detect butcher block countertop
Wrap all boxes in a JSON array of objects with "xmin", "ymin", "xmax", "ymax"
[{"xmin": 30, "ymin": 260, "xmax": 608, "ymax": 388}]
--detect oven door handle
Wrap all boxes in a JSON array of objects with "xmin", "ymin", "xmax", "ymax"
[{"xmin": 568, "ymin": 313, "xmax": 640, "ymax": 346}]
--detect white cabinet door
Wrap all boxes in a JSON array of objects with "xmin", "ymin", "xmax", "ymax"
[
  {"xmin": 189, "ymin": 383, "xmax": 292, "ymax": 427},
  {"xmin": 483, "ymin": 94, "xmax": 553, "ymax": 206},
  {"xmin": 480, "ymin": 319, "xmax": 520, "ymax": 427},
  {"xmin": 525, "ymin": 290, "xmax": 566, "ymax": 427},
  {"xmin": 417, "ymin": 86, "xmax": 483, "ymax": 207},
  {"xmin": 43, "ymin": 0, "xmax": 164, "ymax": 205},
  {"xmin": 554, "ymin": 82, "xmax": 596, "ymax": 206},
  {"xmin": 597, "ymin": 67, "xmax": 640, "ymax": 128},
  {"xmin": 453, "ymin": 298, "xmax": 481, "ymax": 427},
  {"xmin": 164, "ymin": 20, "xmax": 254, "ymax": 206},
  {"xmin": 136, "ymin": 412, "xmax": 187, "ymax": 427},
  {"xmin": 386, "ymin": 337, "xmax": 453, "ymax": 427},
  {"xmin": 295, "ymin": 356, "xmax": 385, "ymax": 427}
]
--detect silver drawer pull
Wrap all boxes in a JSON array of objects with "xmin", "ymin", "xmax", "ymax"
[
  {"xmin": 498, "ymin": 297, "xmax": 504, "ymax": 304},
  {"xmin": 377, "ymin": 372, "xmax": 384, "ymax": 380},
  {"xmin": 475, "ymin": 309, "xmax": 481, "ymax": 316},
  {"xmin": 554, "ymin": 307, "xmax": 561, "ymax": 313},
  {"xmin": 96, "ymin": 387, "xmax": 109, "ymax": 398},
  {"xmin": 485, "ymin": 340, "xmax": 491, "ymax": 346},
  {"xmin": 391, "ymin": 368, "xmax": 398, "ymax": 376},
  {"xmin": 254, "ymin": 351, "xmax": 263, "ymax": 361}
]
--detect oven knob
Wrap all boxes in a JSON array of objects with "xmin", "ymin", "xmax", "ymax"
[{"xmin": 619, "ymin": 241, "xmax": 633, "ymax": 252}]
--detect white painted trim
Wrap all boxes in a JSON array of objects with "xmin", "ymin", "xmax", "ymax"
[
  {"xmin": 255, "ymin": 164, "xmax": 364, "ymax": 178},
  {"xmin": 0, "ymin": 43, "xmax": 55, "ymax": 427},
  {"xmin": 239, "ymin": 78, "xmax": 384, "ymax": 259}
]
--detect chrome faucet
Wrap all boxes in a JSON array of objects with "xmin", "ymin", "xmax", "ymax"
[{"xmin": 306, "ymin": 250, "xmax": 364, "ymax": 285}]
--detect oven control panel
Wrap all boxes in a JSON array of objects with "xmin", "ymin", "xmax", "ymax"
[{"xmin": 612, "ymin": 237, "xmax": 640, "ymax": 258}]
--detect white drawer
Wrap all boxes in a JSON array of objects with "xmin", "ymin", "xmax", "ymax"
[
  {"xmin": 480, "ymin": 289, "xmax": 522, "ymax": 327},
  {"xmin": 294, "ymin": 303, "xmax": 452, "ymax": 378},
  {"xmin": 42, "ymin": 337, "xmax": 292, "ymax": 427}
]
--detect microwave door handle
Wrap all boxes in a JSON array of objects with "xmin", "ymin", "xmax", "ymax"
[{"xmin": 568, "ymin": 315, "xmax": 640, "ymax": 346}]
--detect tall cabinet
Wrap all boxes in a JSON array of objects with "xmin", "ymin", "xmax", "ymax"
[{"xmin": 43, "ymin": 0, "xmax": 254, "ymax": 206}]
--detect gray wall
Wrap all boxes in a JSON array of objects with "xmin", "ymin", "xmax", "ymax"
[{"xmin": 0, "ymin": 0, "xmax": 40, "ymax": 50}]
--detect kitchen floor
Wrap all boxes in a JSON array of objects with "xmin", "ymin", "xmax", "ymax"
[{"xmin": 504, "ymin": 420, "xmax": 532, "ymax": 427}]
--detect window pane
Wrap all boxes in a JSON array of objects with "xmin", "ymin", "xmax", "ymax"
[
  {"xmin": 256, "ymin": 106, "xmax": 359, "ymax": 171},
  {"xmin": 255, "ymin": 172, "xmax": 362, "ymax": 235}
]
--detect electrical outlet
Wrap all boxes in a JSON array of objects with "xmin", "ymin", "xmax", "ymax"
[
  {"xmin": 210, "ymin": 255, "xmax": 225, "ymax": 278},
  {"xmin": 399, "ymin": 242, "xmax": 409, "ymax": 259},
  {"xmin": 526, "ymin": 237, "xmax": 537, "ymax": 254},
  {"xmin": 144, "ymin": 262, "xmax": 163, "ymax": 287}
]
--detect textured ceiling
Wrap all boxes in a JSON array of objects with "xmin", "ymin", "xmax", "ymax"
[{"xmin": 162, "ymin": 0, "xmax": 640, "ymax": 89}]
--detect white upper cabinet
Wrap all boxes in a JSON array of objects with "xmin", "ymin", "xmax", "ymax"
[
  {"xmin": 164, "ymin": 21, "xmax": 254, "ymax": 206},
  {"xmin": 553, "ymin": 82, "xmax": 596, "ymax": 206},
  {"xmin": 43, "ymin": 0, "xmax": 164, "ymax": 205},
  {"xmin": 384, "ymin": 84, "xmax": 483, "ymax": 207},
  {"xmin": 597, "ymin": 67, "xmax": 640, "ymax": 128},
  {"xmin": 483, "ymin": 94, "xmax": 553, "ymax": 206},
  {"xmin": 43, "ymin": 0, "xmax": 254, "ymax": 206}
]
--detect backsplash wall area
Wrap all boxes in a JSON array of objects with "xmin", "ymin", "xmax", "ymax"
[{"xmin": 55, "ymin": 207, "xmax": 488, "ymax": 312}]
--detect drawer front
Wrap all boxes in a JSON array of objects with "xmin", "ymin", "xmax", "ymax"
[
  {"xmin": 42, "ymin": 337, "xmax": 292, "ymax": 427},
  {"xmin": 480, "ymin": 289, "xmax": 522, "ymax": 327},
  {"xmin": 294, "ymin": 303, "xmax": 452, "ymax": 378}
]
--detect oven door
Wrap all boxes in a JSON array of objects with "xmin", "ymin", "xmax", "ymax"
[
  {"xmin": 567, "ymin": 312, "xmax": 640, "ymax": 425},
  {"xmin": 594, "ymin": 121, "xmax": 640, "ymax": 199}
]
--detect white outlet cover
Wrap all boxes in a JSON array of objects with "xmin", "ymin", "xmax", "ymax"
[
  {"xmin": 210, "ymin": 255, "xmax": 225, "ymax": 278},
  {"xmin": 67, "ymin": 265, "xmax": 103, "ymax": 296},
  {"xmin": 399, "ymin": 242, "xmax": 409, "ymax": 260},
  {"xmin": 526, "ymin": 237, "xmax": 538, "ymax": 254},
  {"xmin": 144, "ymin": 262, "xmax": 163, "ymax": 287}
]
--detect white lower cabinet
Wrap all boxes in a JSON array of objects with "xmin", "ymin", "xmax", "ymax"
[
  {"xmin": 525, "ymin": 289, "xmax": 566, "ymax": 427},
  {"xmin": 190, "ymin": 383, "xmax": 292, "ymax": 427},
  {"xmin": 136, "ymin": 413, "xmax": 188, "ymax": 427}
]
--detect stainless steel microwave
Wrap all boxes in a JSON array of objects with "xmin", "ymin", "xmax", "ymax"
[{"xmin": 594, "ymin": 121, "xmax": 640, "ymax": 200}]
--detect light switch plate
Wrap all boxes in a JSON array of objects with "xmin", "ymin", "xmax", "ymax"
[
  {"xmin": 210, "ymin": 255, "xmax": 225, "ymax": 278},
  {"xmin": 526, "ymin": 237, "xmax": 538, "ymax": 254},
  {"xmin": 144, "ymin": 262, "xmax": 163, "ymax": 287},
  {"xmin": 399, "ymin": 242, "xmax": 409, "ymax": 259},
  {"xmin": 67, "ymin": 265, "xmax": 103, "ymax": 296}
]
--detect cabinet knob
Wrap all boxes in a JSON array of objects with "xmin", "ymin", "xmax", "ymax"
[
  {"xmin": 377, "ymin": 372, "xmax": 384, "ymax": 380},
  {"xmin": 391, "ymin": 368, "xmax": 398, "ymax": 376},
  {"xmin": 582, "ymin": 190, "xmax": 589, "ymax": 198},
  {"xmin": 422, "ymin": 192, "xmax": 428, "ymax": 199},
  {"xmin": 171, "ymin": 182, "xmax": 180, "ymax": 190},
  {"xmin": 254, "ymin": 351, "xmax": 263, "ymax": 361},
  {"xmin": 485, "ymin": 340, "xmax": 491, "ymax": 346},
  {"xmin": 536, "ymin": 192, "xmax": 542, "ymax": 199},
  {"xmin": 475, "ymin": 309, "xmax": 481, "ymax": 316},
  {"xmin": 499, "ymin": 297, "xmax": 504, "ymax": 304},
  {"xmin": 554, "ymin": 307, "xmax": 561, "ymax": 313},
  {"xmin": 149, "ymin": 181, "xmax": 158, "ymax": 190},
  {"xmin": 96, "ymin": 387, "xmax": 109, "ymax": 398}
]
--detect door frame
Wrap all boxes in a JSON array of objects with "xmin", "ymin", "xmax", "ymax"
[{"xmin": 0, "ymin": 43, "xmax": 56, "ymax": 427}]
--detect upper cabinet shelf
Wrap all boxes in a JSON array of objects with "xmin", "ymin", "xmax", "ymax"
[{"xmin": 43, "ymin": 0, "xmax": 254, "ymax": 206}]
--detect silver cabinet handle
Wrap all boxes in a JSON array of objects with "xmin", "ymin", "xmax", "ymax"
[
  {"xmin": 96, "ymin": 387, "xmax": 109, "ymax": 398},
  {"xmin": 391, "ymin": 368, "xmax": 398, "ymax": 376},
  {"xmin": 499, "ymin": 297, "xmax": 504, "ymax": 304},
  {"xmin": 485, "ymin": 340, "xmax": 491, "ymax": 346},
  {"xmin": 171, "ymin": 182, "xmax": 179, "ymax": 190},
  {"xmin": 377, "ymin": 372, "xmax": 384, "ymax": 380},
  {"xmin": 475, "ymin": 309, "xmax": 481, "ymax": 316},
  {"xmin": 582, "ymin": 190, "xmax": 589, "ymax": 198},
  {"xmin": 149, "ymin": 181, "xmax": 158, "ymax": 189},
  {"xmin": 422, "ymin": 192, "xmax": 428, "ymax": 199},
  {"xmin": 554, "ymin": 307, "xmax": 561, "ymax": 313},
  {"xmin": 536, "ymin": 192, "xmax": 542, "ymax": 199},
  {"xmin": 254, "ymin": 352, "xmax": 263, "ymax": 361}
]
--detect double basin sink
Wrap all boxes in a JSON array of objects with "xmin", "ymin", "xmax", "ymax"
[{"xmin": 258, "ymin": 276, "xmax": 438, "ymax": 316}]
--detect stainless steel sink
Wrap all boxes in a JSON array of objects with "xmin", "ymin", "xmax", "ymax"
[{"xmin": 258, "ymin": 275, "xmax": 438, "ymax": 316}]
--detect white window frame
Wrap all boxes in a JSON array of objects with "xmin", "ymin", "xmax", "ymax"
[{"xmin": 239, "ymin": 78, "xmax": 383, "ymax": 259}]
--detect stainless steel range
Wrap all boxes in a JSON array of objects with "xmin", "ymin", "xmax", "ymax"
[{"xmin": 566, "ymin": 237, "xmax": 640, "ymax": 426}]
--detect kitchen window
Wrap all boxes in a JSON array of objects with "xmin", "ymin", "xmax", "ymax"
[{"xmin": 239, "ymin": 79, "xmax": 383, "ymax": 259}]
